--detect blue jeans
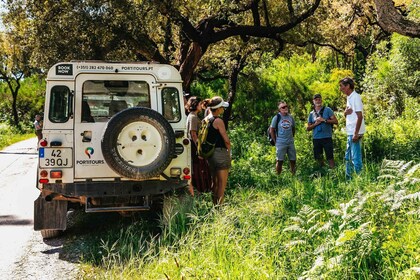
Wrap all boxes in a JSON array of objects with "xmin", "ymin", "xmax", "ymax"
[{"xmin": 345, "ymin": 135, "xmax": 363, "ymax": 178}]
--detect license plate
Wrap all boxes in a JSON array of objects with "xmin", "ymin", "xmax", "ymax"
[{"xmin": 39, "ymin": 148, "xmax": 73, "ymax": 168}]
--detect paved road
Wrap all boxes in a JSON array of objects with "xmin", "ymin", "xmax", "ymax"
[{"xmin": 0, "ymin": 138, "xmax": 78, "ymax": 279}]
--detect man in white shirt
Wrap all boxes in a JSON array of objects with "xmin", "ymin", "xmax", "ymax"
[{"xmin": 339, "ymin": 77, "xmax": 365, "ymax": 179}]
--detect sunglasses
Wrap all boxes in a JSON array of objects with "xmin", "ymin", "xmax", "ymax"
[{"xmin": 280, "ymin": 106, "xmax": 288, "ymax": 109}]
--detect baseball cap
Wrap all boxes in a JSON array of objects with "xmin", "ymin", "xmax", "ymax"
[{"xmin": 313, "ymin": 94, "xmax": 322, "ymax": 99}]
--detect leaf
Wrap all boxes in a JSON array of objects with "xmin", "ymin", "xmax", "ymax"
[
  {"xmin": 283, "ymin": 225, "xmax": 305, "ymax": 233},
  {"xmin": 411, "ymin": 267, "xmax": 420, "ymax": 274},
  {"xmin": 327, "ymin": 209, "xmax": 341, "ymax": 216},
  {"xmin": 336, "ymin": 229, "xmax": 358, "ymax": 245},
  {"xmin": 284, "ymin": 239, "xmax": 307, "ymax": 248}
]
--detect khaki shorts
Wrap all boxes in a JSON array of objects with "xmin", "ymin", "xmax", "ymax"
[
  {"xmin": 208, "ymin": 147, "xmax": 231, "ymax": 171},
  {"xmin": 276, "ymin": 142, "xmax": 296, "ymax": 161}
]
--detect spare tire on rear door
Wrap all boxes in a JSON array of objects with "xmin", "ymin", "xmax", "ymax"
[{"xmin": 101, "ymin": 107, "xmax": 176, "ymax": 179}]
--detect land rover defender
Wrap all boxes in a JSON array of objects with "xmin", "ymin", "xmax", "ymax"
[{"xmin": 34, "ymin": 61, "xmax": 191, "ymax": 238}]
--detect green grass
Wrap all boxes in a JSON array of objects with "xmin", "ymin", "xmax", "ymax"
[
  {"xmin": 0, "ymin": 123, "xmax": 34, "ymax": 150},
  {"xmin": 71, "ymin": 158, "xmax": 419, "ymax": 279}
]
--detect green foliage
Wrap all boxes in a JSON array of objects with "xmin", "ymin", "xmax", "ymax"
[
  {"xmin": 364, "ymin": 98, "xmax": 420, "ymax": 161},
  {"xmin": 0, "ymin": 75, "xmax": 45, "ymax": 130},
  {"xmin": 233, "ymin": 53, "xmax": 351, "ymax": 125},
  {"xmin": 0, "ymin": 123, "xmax": 33, "ymax": 149},
  {"xmin": 362, "ymin": 34, "xmax": 420, "ymax": 120}
]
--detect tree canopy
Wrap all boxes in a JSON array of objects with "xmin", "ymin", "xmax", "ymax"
[{"xmin": 0, "ymin": 0, "xmax": 418, "ymax": 127}]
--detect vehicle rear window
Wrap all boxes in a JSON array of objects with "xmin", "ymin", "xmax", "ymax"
[
  {"xmin": 81, "ymin": 80, "xmax": 150, "ymax": 122},
  {"xmin": 49, "ymin": 86, "xmax": 71, "ymax": 123},
  {"xmin": 162, "ymin": 87, "xmax": 181, "ymax": 122}
]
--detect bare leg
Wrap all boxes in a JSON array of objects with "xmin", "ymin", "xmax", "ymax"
[
  {"xmin": 276, "ymin": 160, "xmax": 283, "ymax": 175},
  {"xmin": 188, "ymin": 181, "xmax": 194, "ymax": 196},
  {"xmin": 211, "ymin": 170, "xmax": 218, "ymax": 204},
  {"xmin": 213, "ymin": 169, "xmax": 229, "ymax": 205},
  {"xmin": 290, "ymin": 160, "xmax": 296, "ymax": 175}
]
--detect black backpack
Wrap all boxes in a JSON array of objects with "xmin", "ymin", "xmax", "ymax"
[{"xmin": 267, "ymin": 113, "xmax": 282, "ymax": 146}]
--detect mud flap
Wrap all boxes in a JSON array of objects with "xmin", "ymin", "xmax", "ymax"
[{"xmin": 34, "ymin": 195, "xmax": 68, "ymax": 231}]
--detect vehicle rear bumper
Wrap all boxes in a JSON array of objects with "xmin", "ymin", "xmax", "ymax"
[{"xmin": 41, "ymin": 179, "xmax": 189, "ymax": 197}]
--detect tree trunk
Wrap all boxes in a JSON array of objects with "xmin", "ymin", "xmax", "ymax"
[
  {"xmin": 11, "ymin": 90, "xmax": 20, "ymax": 127},
  {"xmin": 223, "ymin": 66, "xmax": 240, "ymax": 131},
  {"xmin": 374, "ymin": 0, "xmax": 420, "ymax": 38},
  {"xmin": 223, "ymin": 53, "xmax": 250, "ymax": 130},
  {"xmin": 6, "ymin": 79, "xmax": 21, "ymax": 128},
  {"xmin": 178, "ymin": 42, "xmax": 204, "ymax": 92}
]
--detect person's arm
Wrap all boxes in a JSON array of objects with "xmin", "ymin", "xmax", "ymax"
[
  {"xmin": 34, "ymin": 122, "xmax": 41, "ymax": 130},
  {"xmin": 270, "ymin": 127, "xmax": 276, "ymax": 141},
  {"xmin": 353, "ymin": 111, "xmax": 363, "ymax": 142},
  {"xmin": 326, "ymin": 109, "xmax": 338, "ymax": 125},
  {"xmin": 190, "ymin": 130, "xmax": 198, "ymax": 144},
  {"xmin": 326, "ymin": 114, "xmax": 338, "ymax": 125},
  {"xmin": 307, "ymin": 120, "xmax": 320, "ymax": 131},
  {"xmin": 307, "ymin": 114, "xmax": 314, "ymax": 131},
  {"xmin": 214, "ymin": 118, "xmax": 231, "ymax": 150}
]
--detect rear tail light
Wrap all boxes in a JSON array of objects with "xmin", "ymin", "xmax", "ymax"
[
  {"xmin": 39, "ymin": 178, "xmax": 49, "ymax": 184},
  {"xmin": 183, "ymin": 168, "xmax": 191, "ymax": 180},
  {"xmin": 50, "ymin": 170, "xmax": 62, "ymax": 178},
  {"xmin": 40, "ymin": 170, "xmax": 48, "ymax": 178},
  {"xmin": 39, "ymin": 139, "xmax": 48, "ymax": 147}
]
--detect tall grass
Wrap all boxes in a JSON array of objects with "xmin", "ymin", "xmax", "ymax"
[
  {"xmin": 75, "ymin": 159, "xmax": 419, "ymax": 279},
  {"xmin": 71, "ymin": 121, "xmax": 420, "ymax": 279}
]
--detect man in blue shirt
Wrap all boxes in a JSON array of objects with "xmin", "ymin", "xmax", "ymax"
[{"xmin": 307, "ymin": 94, "xmax": 338, "ymax": 168}]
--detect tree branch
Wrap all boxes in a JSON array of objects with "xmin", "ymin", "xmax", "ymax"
[
  {"xmin": 374, "ymin": 0, "xmax": 420, "ymax": 38},
  {"xmin": 208, "ymin": 0, "xmax": 321, "ymax": 43}
]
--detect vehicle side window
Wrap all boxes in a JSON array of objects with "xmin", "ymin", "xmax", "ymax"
[
  {"xmin": 49, "ymin": 86, "xmax": 70, "ymax": 123},
  {"xmin": 162, "ymin": 87, "xmax": 181, "ymax": 122}
]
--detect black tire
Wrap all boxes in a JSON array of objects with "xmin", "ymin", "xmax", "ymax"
[
  {"xmin": 41, "ymin": 229, "xmax": 62, "ymax": 239},
  {"xmin": 101, "ymin": 107, "xmax": 176, "ymax": 179}
]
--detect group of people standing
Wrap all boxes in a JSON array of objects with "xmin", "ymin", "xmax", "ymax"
[
  {"xmin": 185, "ymin": 77, "xmax": 365, "ymax": 205},
  {"xmin": 269, "ymin": 77, "xmax": 365, "ymax": 179},
  {"xmin": 185, "ymin": 96, "xmax": 231, "ymax": 205}
]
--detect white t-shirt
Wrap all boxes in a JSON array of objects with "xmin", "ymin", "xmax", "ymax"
[{"xmin": 346, "ymin": 91, "xmax": 366, "ymax": 135}]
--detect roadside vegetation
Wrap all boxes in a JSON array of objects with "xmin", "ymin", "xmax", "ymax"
[
  {"xmin": 61, "ymin": 34, "xmax": 418, "ymax": 279},
  {"xmin": 0, "ymin": 123, "xmax": 34, "ymax": 150},
  {"xmin": 0, "ymin": 0, "xmax": 418, "ymax": 278}
]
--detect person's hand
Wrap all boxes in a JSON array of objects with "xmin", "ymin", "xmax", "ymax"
[
  {"xmin": 316, "ymin": 117, "xmax": 325, "ymax": 124},
  {"xmin": 344, "ymin": 106, "xmax": 353, "ymax": 116},
  {"xmin": 352, "ymin": 134, "xmax": 360, "ymax": 142}
]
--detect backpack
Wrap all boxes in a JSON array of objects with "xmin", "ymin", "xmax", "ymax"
[
  {"xmin": 197, "ymin": 117, "xmax": 216, "ymax": 158},
  {"xmin": 267, "ymin": 113, "xmax": 282, "ymax": 146}
]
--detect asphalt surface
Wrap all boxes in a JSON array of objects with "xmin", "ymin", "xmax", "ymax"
[{"xmin": 0, "ymin": 138, "xmax": 78, "ymax": 279}]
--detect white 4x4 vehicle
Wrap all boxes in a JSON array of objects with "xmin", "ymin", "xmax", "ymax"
[{"xmin": 34, "ymin": 61, "xmax": 191, "ymax": 238}]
